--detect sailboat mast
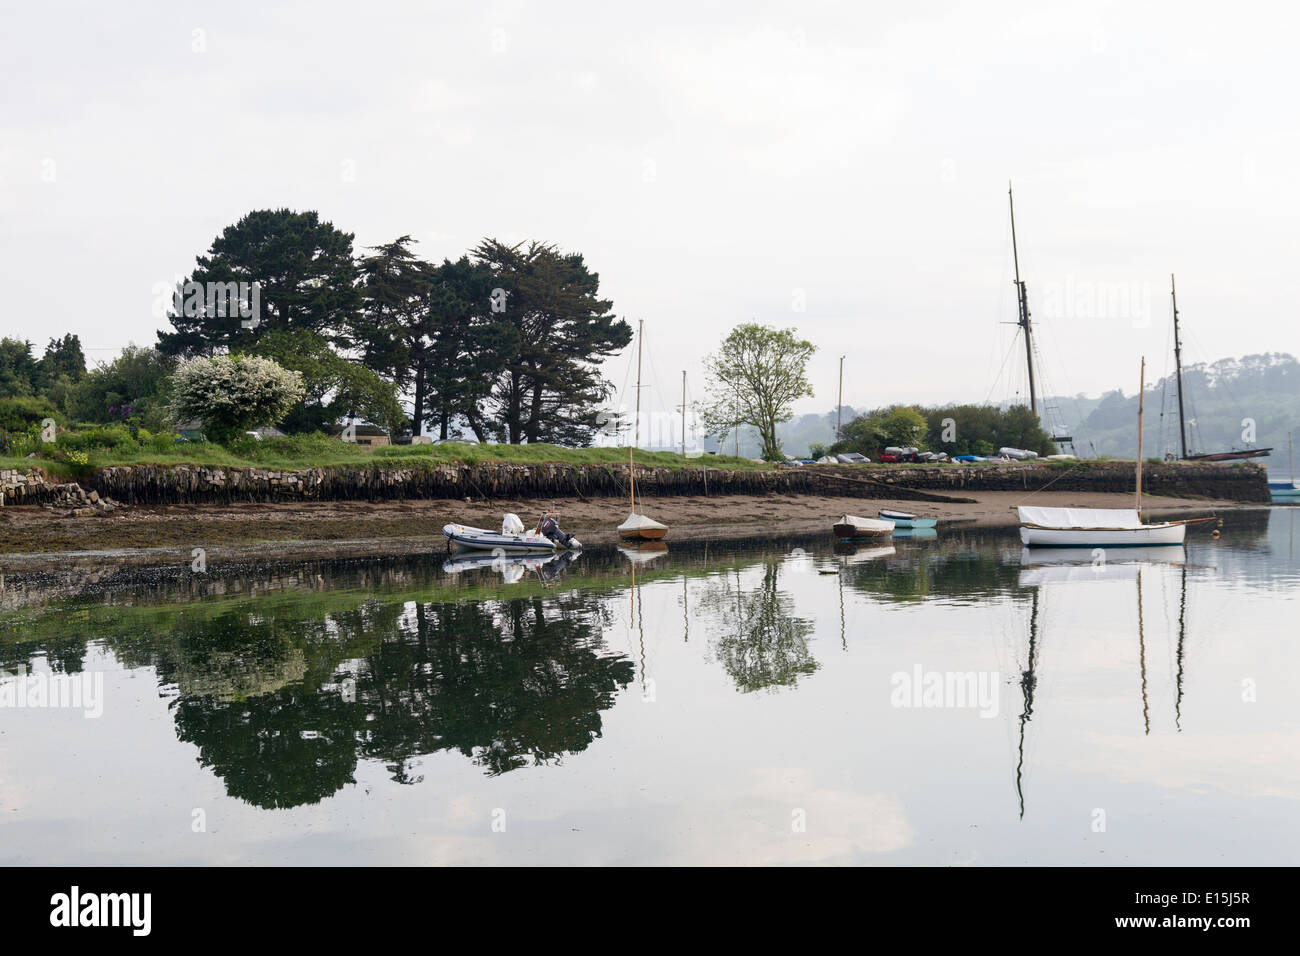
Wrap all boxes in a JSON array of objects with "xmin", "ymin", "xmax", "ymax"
[
  {"xmin": 681, "ymin": 370, "xmax": 686, "ymax": 458},
  {"xmin": 1009, "ymin": 183, "xmax": 1038, "ymax": 416},
  {"xmin": 1136, "ymin": 356, "xmax": 1146, "ymax": 514},
  {"xmin": 1171, "ymin": 274, "xmax": 1188, "ymax": 459},
  {"xmin": 634, "ymin": 319, "xmax": 644, "ymax": 449}
]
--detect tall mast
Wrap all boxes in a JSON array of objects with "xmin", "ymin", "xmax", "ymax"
[
  {"xmin": 681, "ymin": 369, "xmax": 686, "ymax": 458},
  {"xmin": 1136, "ymin": 356, "xmax": 1146, "ymax": 514},
  {"xmin": 837, "ymin": 355, "xmax": 845, "ymax": 440},
  {"xmin": 634, "ymin": 319, "xmax": 644, "ymax": 449},
  {"xmin": 1009, "ymin": 183, "xmax": 1038, "ymax": 416},
  {"xmin": 1171, "ymin": 274, "xmax": 1188, "ymax": 459}
]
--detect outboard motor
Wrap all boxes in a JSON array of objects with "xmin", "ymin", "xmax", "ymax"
[{"xmin": 538, "ymin": 516, "xmax": 580, "ymax": 550}]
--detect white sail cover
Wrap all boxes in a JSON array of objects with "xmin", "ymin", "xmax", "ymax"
[
  {"xmin": 1018, "ymin": 506, "xmax": 1144, "ymax": 530},
  {"xmin": 618, "ymin": 513, "xmax": 667, "ymax": 533}
]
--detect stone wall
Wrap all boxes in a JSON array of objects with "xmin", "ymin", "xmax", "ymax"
[{"xmin": 3, "ymin": 459, "xmax": 1269, "ymax": 508}]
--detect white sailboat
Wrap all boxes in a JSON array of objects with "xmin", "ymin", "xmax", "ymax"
[
  {"xmin": 618, "ymin": 320, "xmax": 668, "ymax": 542},
  {"xmin": 1019, "ymin": 357, "xmax": 1214, "ymax": 547}
]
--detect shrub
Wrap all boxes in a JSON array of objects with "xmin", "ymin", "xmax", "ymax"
[
  {"xmin": 0, "ymin": 396, "xmax": 61, "ymax": 433},
  {"xmin": 167, "ymin": 355, "xmax": 305, "ymax": 444}
]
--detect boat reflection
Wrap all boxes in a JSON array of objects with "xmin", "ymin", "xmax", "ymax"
[
  {"xmin": 618, "ymin": 541, "xmax": 669, "ymax": 565},
  {"xmin": 1012, "ymin": 543, "xmax": 1193, "ymax": 817},
  {"xmin": 442, "ymin": 549, "xmax": 581, "ymax": 585}
]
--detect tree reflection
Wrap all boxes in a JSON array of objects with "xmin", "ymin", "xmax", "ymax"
[
  {"xmin": 698, "ymin": 561, "xmax": 818, "ymax": 693},
  {"xmin": 36, "ymin": 590, "xmax": 636, "ymax": 809}
]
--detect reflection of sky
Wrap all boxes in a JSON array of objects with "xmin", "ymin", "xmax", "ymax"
[{"xmin": 1, "ymin": 512, "xmax": 1297, "ymax": 865}]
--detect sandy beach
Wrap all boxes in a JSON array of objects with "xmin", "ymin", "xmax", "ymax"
[{"xmin": 0, "ymin": 488, "xmax": 1237, "ymax": 572}]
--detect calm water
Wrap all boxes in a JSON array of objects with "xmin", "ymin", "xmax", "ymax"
[{"xmin": 2, "ymin": 508, "xmax": 1298, "ymax": 865}]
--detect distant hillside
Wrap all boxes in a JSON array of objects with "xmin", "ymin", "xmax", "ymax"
[{"xmin": 1049, "ymin": 353, "xmax": 1299, "ymax": 467}]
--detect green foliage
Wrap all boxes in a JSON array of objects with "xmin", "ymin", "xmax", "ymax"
[
  {"xmin": 921, "ymin": 403, "xmax": 1053, "ymax": 457},
  {"xmin": 55, "ymin": 425, "xmax": 139, "ymax": 451},
  {"xmin": 66, "ymin": 345, "xmax": 175, "ymax": 428},
  {"xmin": 0, "ymin": 395, "xmax": 61, "ymax": 432},
  {"xmin": 831, "ymin": 403, "xmax": 1053, "ymax": 459},
  {"xmin": 0, "ymin": 338, "xmax": 39, "ymax": 397},
  {"xmin": 250, "ymin": 329, "xmax": 407, "ymax": 434},
  {"xmin": 701, "ymin": 324, "xmax": 817, "ymax": 461}
]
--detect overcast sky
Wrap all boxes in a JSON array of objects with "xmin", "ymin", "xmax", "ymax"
[{"xmin": 4, "ymin": 0, "xmax": 1298, "ymax": 424}]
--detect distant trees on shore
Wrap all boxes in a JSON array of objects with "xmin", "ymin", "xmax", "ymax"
[{"xmin": 818, "ymin": 403, "xmax": 1054, "ymax": 460}]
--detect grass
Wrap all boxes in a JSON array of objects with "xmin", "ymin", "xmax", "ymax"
[{"xmin": 1, "ymin": 435, "xmax": 771, "ymax": 476}]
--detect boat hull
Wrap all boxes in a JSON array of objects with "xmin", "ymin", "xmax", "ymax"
[
  {"xmin": 1019, "ymin": 523, "xmax": 1187, "ymax": 547},
  {"xmin": 1186, "ymin": 449, "xmax": 1272, "ymax": 461},
  {"xmin": 833, "ymin": 514, "xmax": 895, "ymax": 539},
  {"xmin": 442, "ymin": 523, "xmax": 558, "ymax": 552},
  {"xmin": 618, "ymin": 527, "xmax": 668, "ymax": 541}
]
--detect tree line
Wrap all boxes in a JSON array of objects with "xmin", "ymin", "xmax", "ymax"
[{"xmin": 1, "ymin": 209, "xmax": 633, "ymax": 445}]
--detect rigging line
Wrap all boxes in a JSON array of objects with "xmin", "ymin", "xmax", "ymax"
[
  {"xmin": 1015, "ymin": 456, "xmax": 1097, "ymax": 502},
  {"xmin": 983, "ymin": 329, "xmax": 1026, "ymax": 406}
]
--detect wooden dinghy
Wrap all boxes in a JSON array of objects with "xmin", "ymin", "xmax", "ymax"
[
  {"xmin": 1017, "ymin": 506, "xmax": 1211, "ymax": 547},
  {"xmin": 878, "ymin": 508, "xmax": 937, "ymax": 529},
  {"xmin": 832, "ymin": 514, "xmax": 895, "ymax": 540}
]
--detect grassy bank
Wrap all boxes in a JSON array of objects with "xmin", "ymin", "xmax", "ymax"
[{"xmin": 1, "ymin": 434, "xmax": 769, "ymax": 479}]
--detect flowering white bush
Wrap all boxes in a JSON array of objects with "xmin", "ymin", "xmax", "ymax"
[{"xmin": 168, "ymin": 355, "xmax": 305, "ymax": 442}]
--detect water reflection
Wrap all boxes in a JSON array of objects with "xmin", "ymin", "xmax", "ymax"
[
  {"xmin": 0, "ymin": 510, "xmax": 1293, "ymax": 847},
  {"xmin": 1011, "ymin": 543, "xmax": 1200, "ymax": 818}
]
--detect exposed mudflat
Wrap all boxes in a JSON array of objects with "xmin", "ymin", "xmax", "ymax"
[{"xmin": 0, "ymin": 490, "xmax": 1236, "ymax": 573}]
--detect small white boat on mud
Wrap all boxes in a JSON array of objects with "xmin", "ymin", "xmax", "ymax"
[
  {"xmin": 618, "ymin": 512, "xmax": 668, "ymax": 541},
  {"xmin": 443, "ymin": 513, "xmax": 582, "ymax": 552},
  {"xmin": 832, "ymin": 514, "xmax": 895, "ymax": 539}
]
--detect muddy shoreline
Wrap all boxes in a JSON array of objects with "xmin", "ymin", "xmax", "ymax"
[{"xmin": 0, "ymin": 489, "xmax": 1239, "ymax": 573}]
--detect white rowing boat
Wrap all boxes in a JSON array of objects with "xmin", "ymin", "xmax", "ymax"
[
  {"xmin": 1017, "ymin": 506, "xmax": 1188, "ymax": 547},
  {"xmin": 832, "ymin": 514, "xmax": 895, "ymax": 539}
]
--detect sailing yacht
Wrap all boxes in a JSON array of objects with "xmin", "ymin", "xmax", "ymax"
[
  {"xmin": 1020, "ymin": 358, "xmax": 1214, "ymax": 547},
  {"xmin": 618, "ymin": 320, "xmax": 668, "ymax": 542},
  {"xmin": 1168, "ymin": 274, "xmax": 1271, "ymax": 462}
]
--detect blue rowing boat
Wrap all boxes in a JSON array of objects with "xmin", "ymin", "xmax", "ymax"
[{"xmin": 878, "ymin": 509, "xmax": 937, "ymax": 529}]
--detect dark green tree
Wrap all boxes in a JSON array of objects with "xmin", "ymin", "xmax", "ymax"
[
  {"xmin": 156, "ymin": 209, "xmax": 362, "ymax": 357},
  {"xmin": 471, "ymin": 239, "xmax": 631, "ymax": 444},
  {"xmin": 0, "ymin": 338, "xmax": 39, "ymax": 397}
]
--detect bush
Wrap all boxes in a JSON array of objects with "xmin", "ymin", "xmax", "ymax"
[
  {"xmin": 167, "ymin": 355, "xmax": 305, "ymax": 444},
  {"xmin": 0, "ymin": 396, "xmax": 61, "ymax": 433},
  {"xmin": 56, "ymin": 426, "xmax": 138, "ymax": 451}
]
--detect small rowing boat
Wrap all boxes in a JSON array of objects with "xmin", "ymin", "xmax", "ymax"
[
  {"xmin": 832, "ymin": 514, "xmax": 895, "ymax": 539},
  {"xmin": 878, "ymin": 508, "xmax": 937, "ymax": 529}
]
